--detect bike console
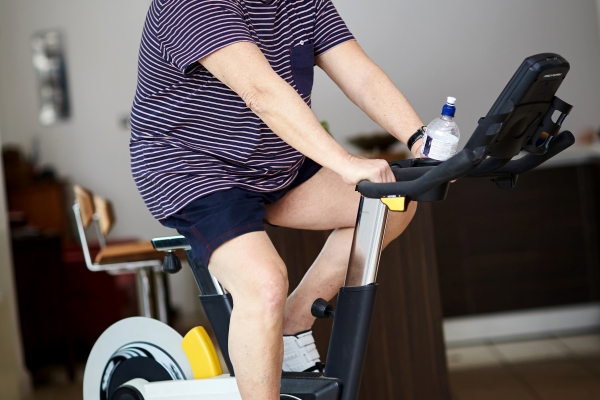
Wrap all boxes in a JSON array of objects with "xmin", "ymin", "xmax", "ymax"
[{"xmin": 357, "ymin": 53, "xmax": 574, "ymax": 206}]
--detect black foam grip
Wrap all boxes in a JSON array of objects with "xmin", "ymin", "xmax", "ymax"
[{"xmin": 356, "ymin": 148, "xmax": 477, "ymax": 198}]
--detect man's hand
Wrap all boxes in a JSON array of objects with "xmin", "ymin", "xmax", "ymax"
[{"xmin": 338, "ymin": 155, "xmax": 396, "ymax": 186}]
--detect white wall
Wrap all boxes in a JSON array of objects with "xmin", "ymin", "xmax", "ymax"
[
  {"xmin": 598, "ymin": 0, "xmax": 600, "ymax": 41},
  {"xmin": 0, "ymin": 4, "xmax": 33, "ymax": 397},
  {"xmin": 1, "ymin": 0, "xmax": 600, "ymax": 242},
  {"xmin": 313, "ymin": 0, "xmax": 600, "ymax": 151},
  {"xmin": 0, "ymin": 0, "xmax": 167, "ymax": 240},
  {"xmin": 0, "ymin": 0, "xmax": 206, "ymax": 320}
]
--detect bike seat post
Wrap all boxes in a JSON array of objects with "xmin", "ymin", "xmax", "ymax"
[{"xmin": 345, "ymin": 197, "xmax": 389, "ymax": 287}]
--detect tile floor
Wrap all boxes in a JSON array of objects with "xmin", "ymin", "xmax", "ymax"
[
  {"xmin": 447, "ymin": 333, "xmax": 600, "ymax": 400},
  {"xmin": 24, "ymin": 332, "xmax": 600, "ymax": 400}
]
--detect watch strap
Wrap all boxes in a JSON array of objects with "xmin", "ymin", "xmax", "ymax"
[{"xmin": 407, "ymin": 126, "xmax": 426, "ymax": 151}]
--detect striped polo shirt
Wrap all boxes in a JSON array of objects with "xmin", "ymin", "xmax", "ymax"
[{"xmin": 130, "ymin": 0, "xmax": 355, "ymax": 220}]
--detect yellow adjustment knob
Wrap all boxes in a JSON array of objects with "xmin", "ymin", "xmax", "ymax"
[
  {"xmin": 380, "ymin": 197, "xmax": 407, "ymax": 212},
  {"xmin": 182, "ymin": 326, "xmax": 223, "ymax": 379}
]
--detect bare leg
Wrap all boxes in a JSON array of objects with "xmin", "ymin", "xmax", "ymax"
[
  {"xmin": 208, "ymin": 231, "xmax": 289, "ymax": 400},
  {"xmin": 282, "ymin": 227, "xmax": 353, "ymax": 334},
  {"xmin": 266, "ymin": 167, "xmax": 417, "ymax": 334}
]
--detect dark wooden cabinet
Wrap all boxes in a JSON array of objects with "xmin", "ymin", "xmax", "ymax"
[
  {"xmin": 431, "ymin": 162, "xmax": 600, "ymax": 317},
  {"xmin": 11, "ymin": 233, "xmax": 72, "ymax": 374},
  {"xmin": 11, "ymin": 237, "xmax": 138, "ymax": 379}
]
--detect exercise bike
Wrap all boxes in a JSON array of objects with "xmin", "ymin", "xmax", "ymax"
[{"xmin": 83, "ymin": 53, "xmax": 574, "ymax": 400}]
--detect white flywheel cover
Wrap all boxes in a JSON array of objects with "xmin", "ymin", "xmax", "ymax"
[{"xmin": 83, "ymin": 317, "xmax": 194, "ymax": 400}]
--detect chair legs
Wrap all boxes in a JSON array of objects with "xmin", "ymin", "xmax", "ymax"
[
  {"xmin": 136, "ymin": 268, "xmax": 153, "ymax": 318},
  {"xmin": 153, "ymin": 269, "xmax": 169, "ymax": 324},
  {"xmin": 135, "ymin": 267, "xmax": 170, "ymax": 324}
]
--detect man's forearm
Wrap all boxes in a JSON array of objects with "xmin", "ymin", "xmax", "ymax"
[
  {"xmin": 316, "ymin": 42, "xmax": 424, "ymax": 155},
  {"xmin": 243, "ymin": 74, "xmax": 350, "ymax": 173},
  {"xmin": 200, "ymin": 42, "xmax": 350, "ymax": 174},
  {"xmin": 353, "ymin": 66, "xmax": 424, "ymax": 147},
  {"xmin": 201, "ymin": 41, "xmax": 395, "ymax": 185}
]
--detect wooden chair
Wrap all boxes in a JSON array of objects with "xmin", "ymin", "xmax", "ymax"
[{"xmin": 72, "ymin": 185, "xmax": 169, "ymax": 323}]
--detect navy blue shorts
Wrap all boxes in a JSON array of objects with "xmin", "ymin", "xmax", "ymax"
[{"xmin": 161, "ymin": 158, "xmax": 322, "ymax": 267}]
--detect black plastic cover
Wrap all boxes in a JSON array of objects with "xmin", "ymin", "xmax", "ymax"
[
  {"xmin": 324, "ymin": 285, "xmax": 378, "ymax": 400},
  {"xmin": 185, "ymin": 250, "xmax": 221, "ymax": 296},
  {"xmin": 280, "ymin": 376, "xmax": 342, "ymax": 400}
]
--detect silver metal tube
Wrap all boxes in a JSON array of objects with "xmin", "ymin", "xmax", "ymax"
[
  {"xmin": 210, "ymin": 272, "xmax": 225, "ymax": 295},
  {"xmin": 344, "ymin": 197, "xmax": 389, "ymax": 287},
  {"xmin": 73, "ymin": 203, "xmax": 95, "ymax": 270},
  {"xmin": 153, "ymin": 269, "xmax": 169, "ymax": 324},
  {"xmin": 136, "ymin": 268, "xmax": 153, "ymax": 318}
]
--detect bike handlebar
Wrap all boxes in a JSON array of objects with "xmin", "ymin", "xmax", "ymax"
[
  {"xmin": 355, "ymin": 130, "xmax": 574, "ymax": 199},
  {"xmin": 474, "ymin": 131, "xmax": 575, "ymax": 177},
  {"xmin": 356, "ymin": 148, "xmax": 477, "ymax": 198}
]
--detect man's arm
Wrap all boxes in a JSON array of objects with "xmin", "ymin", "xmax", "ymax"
[
  {"xmin": 199, "ymin": 41, "xmax": 395, "ymax": 185},
  {"xmin": 315, "ymin": 41, "xmax": 424, "ymax": 157}
]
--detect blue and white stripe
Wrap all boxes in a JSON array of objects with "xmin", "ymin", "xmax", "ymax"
[{"xmin": 130, "ymin": 0, "xmax": 354, "ymax": 219}]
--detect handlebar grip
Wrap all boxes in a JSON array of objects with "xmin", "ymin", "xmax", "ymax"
[
  {"xmin": 488, "ymin": 131, "xmax": 575, "ymax": 176},
  {"xmin": 357, "ymin": 148, "xmax": 478, "ymax": 198}
]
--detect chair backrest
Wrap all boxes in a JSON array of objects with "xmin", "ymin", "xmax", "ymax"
[
  {"xmin": 73, "ymin": 185, "xmax": 95, "ymax": 228},
  {"xmin": 93, "ymin": 195, "xmax": 116, "ymax": 237},
  {"xmin": 73, "ymin": 185, "xmax": 115, "ymax": 268},
  {"xmin": 73, "ymin": 185, "xmax": 96, "ymax": 269}
]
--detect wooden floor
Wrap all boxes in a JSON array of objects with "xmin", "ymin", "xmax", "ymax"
[
  {"xmin": 23, "ymin": 332, "xmax": 600, "ymax": 400},
  {"xmin": 448, "ymin": 333, "xmax": 600, "ymax": 400}
]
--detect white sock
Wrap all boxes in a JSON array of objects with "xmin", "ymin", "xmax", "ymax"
[{"xmin": 282, "ymin": 330, "xmax": 321, "ymax": 372}]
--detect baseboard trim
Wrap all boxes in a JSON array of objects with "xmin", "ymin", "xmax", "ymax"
[{"xmin": 443, "ymin": 303, "xmax": 600, "ymax": 345}]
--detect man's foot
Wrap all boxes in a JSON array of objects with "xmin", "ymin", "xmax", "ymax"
[{"xmin": 282, "ymin": 330, "xmax": 321, "ymax": 372}]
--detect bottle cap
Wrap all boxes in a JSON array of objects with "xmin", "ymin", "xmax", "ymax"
[{"xmin": 442, "ymin": 97, "xmax": 457, "ymax": 117}]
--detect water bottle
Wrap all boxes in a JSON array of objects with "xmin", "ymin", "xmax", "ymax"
[{"xmin": 421, "ymin": 97, "xmax": 460, "ymax": 161}]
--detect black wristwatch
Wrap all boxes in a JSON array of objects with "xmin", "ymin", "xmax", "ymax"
[{"xmin": 407, "ymin": 126, "xmax": 426, "ymax": 151}]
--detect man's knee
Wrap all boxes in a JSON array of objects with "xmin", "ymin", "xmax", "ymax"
[
  {"xmin": 233, "ymin": 263, "xmax": 289, "ymax": 313},
  {"xmin": 259, "ymin": 267, "xmax": 289, "ymax": 312}
]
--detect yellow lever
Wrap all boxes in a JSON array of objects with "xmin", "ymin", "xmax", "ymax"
[{"xmin": 380, "ymin": 197, "xmax": 407, "ymax": 212}]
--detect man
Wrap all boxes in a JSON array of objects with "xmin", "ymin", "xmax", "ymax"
[{"xmin": 130, "ymin": 1, "xmax": 424, "ymax": 399}]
